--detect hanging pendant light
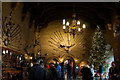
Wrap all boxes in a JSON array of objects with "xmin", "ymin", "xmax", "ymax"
[{"xmin": 62, "ymin": 14, "xmax": 86, "ymax": 38}]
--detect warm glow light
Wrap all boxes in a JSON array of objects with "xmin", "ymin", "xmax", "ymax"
[
  {"xmin": 6, "ymin": 50, "xmax": 8, "ymax": 54},
  {"xmin": 60, "ymin": 58, "xmax": 63, "ymax": 62},
  {"xmin": 77, "ymin": 21, "xmax": 80, "ymax": 25},
  {"xmin": 3, "ymin": 50, "xmax": 5, "ymax": 54},
  {"xmin": 80, "ymin": 61, "xmax": 86, "ymax": 67},
  {"xmin": 78, "ymin": 28, "xmax": 81, "ymax": 31},
  {"xmin": 63, "ymin": 19, "xmax": 65, "ymax": 25},
  {"xmin": 25, "ymin": 54, "xmax": 27, "ymax": 56},
  {"xmin": 63, "ymin": 26, "xmax": 66, "ymax": 29},
  {"xmin": 81, "ymin": 64, "xmax": 84, "ymax": 67},
  {"xmin": 30, "ymin": 57, "xmax": 33, "ymax": 60},
  {"xmin": 75, "ymin": 59, "xmax": 78, "ymax": 62},
  {"xmin": 25, "ymin": 57, "xmax": 28, "ymax": 59},
  {"xmin": 83, "ymin": 24, "xmax": 86, "ymax": 28},
  {"xmin": 66, "ymin": 22, "xmax": 69, "ymax": 26}
]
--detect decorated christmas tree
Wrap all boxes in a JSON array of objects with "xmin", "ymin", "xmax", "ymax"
[{"xmin": 89, "ymin": 25, "xmax": 108, "ymax": 71}]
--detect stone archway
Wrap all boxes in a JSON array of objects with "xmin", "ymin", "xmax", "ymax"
[
  {"xmin": 78, "ymin": 58, "xmax": 87, "ymax": 67},
  {"xmin": 77, "ymin": 59, "xmax": 87, "ymax": 74},
  {"xmin": 63, "ymin": 55, "xmax": 75, "ymax": 63},
  {"xmin": 45, "ymin": 56, "xmax": 60, "ymax": 64},
  {"xmin": 62, "ymin": 55, "xmax": 76, "ymax": 77}
]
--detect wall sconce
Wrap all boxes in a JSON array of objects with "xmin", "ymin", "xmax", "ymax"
[{"xmin": 75, "ymin": 59, "xmax": 78, "ymax": 62}]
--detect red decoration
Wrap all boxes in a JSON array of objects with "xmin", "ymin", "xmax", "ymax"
[
  {"xmin": 104, "ymin": 56, "xmax": 106, "ymax": 58},
  {"xmin": 104, "ymin": 61, "xmax": 106, "ymax": 63}
]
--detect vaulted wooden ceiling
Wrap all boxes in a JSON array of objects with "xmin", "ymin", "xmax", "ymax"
[{"xmin": 21, "ymin": 2, "xmax": 120, "ymax": 29}]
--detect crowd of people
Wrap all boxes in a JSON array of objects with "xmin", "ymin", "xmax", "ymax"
[
  {"xmin": 80, "ymin": 61, "xmax": 120, "ymax": 80},
  {"xmin": 28, "ymin": 59, "xmax": 73, "ymax": 80},
  {"xmin": 28, "ymin": 59, "xmax": 120, "ymax": 80}
]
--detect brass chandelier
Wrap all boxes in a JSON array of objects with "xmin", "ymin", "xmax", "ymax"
[{"xmin": 62, "ymin": 14, "xmax": 86, "ymax": 38}]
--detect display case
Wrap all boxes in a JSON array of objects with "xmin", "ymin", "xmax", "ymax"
[{"xmin": 2, "ymin": 48, "xmax": 27, "ymax": 80}]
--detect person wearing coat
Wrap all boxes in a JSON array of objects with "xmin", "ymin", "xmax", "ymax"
[
  {"xmin": 56, "ymin": 62, "xmax": 61, "ymax": 80},
  {"xmin": 67, "ymin": 61, "xmax": 72, "ymax": 79},
  {"xmin": 109, "ymin": 62, "xmax": 119, "ymax": 80},
  {"xmin": 29, "ymin": 59, "xmax": 46, "ymax": 80},
  {"xmin": 61, "ymin": 62, "xmax": 65, "ymax": 80},
  {"xmin": 49, "ymin": 63, "xmax": 58, "ymax": 80},
  {"xmin": 81, "ymin": 65, "xmax": 93, "ymax": 80}
]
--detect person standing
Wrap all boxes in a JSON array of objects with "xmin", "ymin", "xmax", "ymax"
[
  {"xmin": 90, "ymin": 65, "xmax": 94, "ymax": 80},
  {"xmin": 49, "ymin": 63, "xmax": 58, "ymax": 80},
  {"xmin": 40, "ymin": 60, "xmax": 44, "ymax": 68},
  {"xmin": 73, "ymin": 64, "xmax": 76, "ymax": 79},
  {"xmin": 61, "ymin": 62, "xmax": 65, "ymax": 80},
  {"xmin": 56, "ymin": 62, "xmax": 61, "ymax": 80},
  {"xmin": 29, "ymin": 59, "xmax": 46, "ymax": 80},
  {"xmin": 99, "ymin": 63, "xmax": 103, "ymax": 80},
  {"xmin": 81, "ymin": 65, "xmax": 92, "ymax": 80},
  {"xmin": 109, "ymin": 62, "xmax": 119, "ymax": 80},
  {"xmin": 44, "ymin": 64, "xmax": 52, "ymax": 80},
  {"xmin": 67, "ymin": 61, "xmax": 72, "ymax": 80}
]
